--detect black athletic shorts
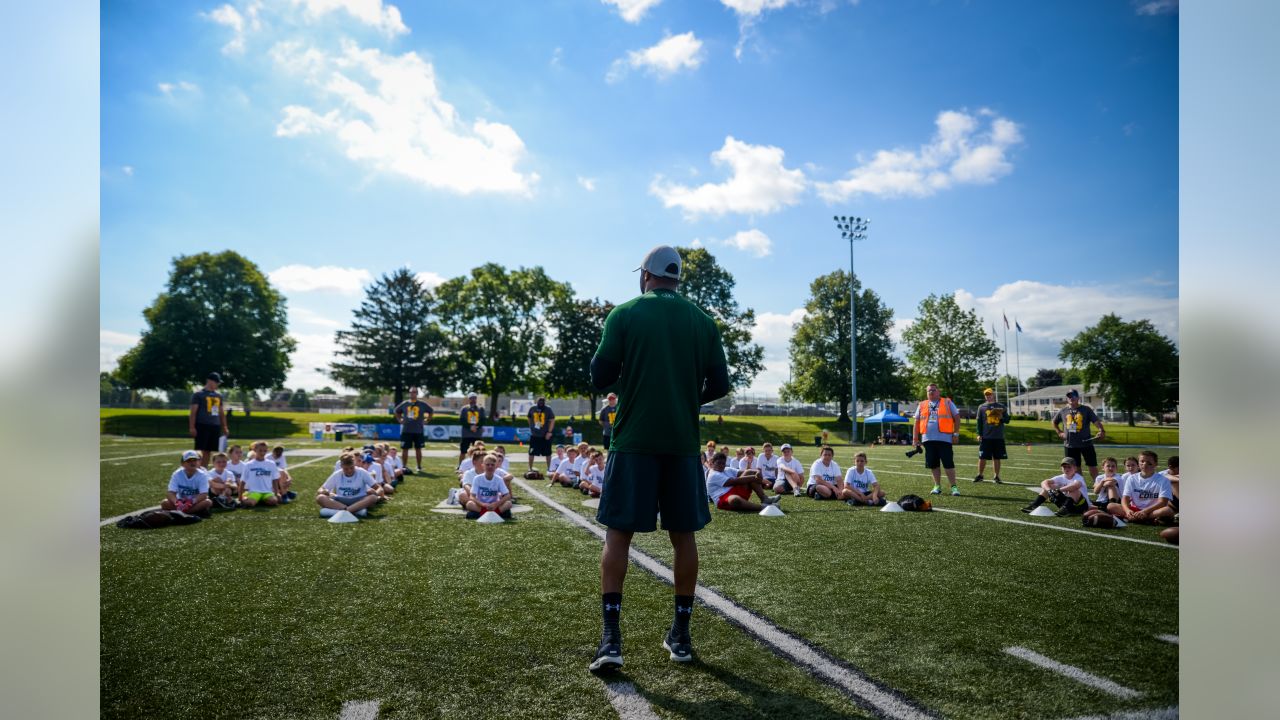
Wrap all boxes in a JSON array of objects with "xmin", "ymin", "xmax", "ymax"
[
  {"xmin": 401, "ymin": 431, "xmax": 425, "ymax": 450},
  {"xmin": 596, "ymin": 451, "xmax": 711, "ymax": 533},
  {"xmin": 923, "ymin": 440, "xmax": 955, "ymax": 469},
  {"xmin": 194, "ymin": 424, "xmax": 222, "ymax": 452},
  {"xmin": 978, "ymin": 438, "xmax": 1007, "ymax": 460},
  {"xmin": 460, "ymin": 438, "xmax": 482, "ymax": 455},
  {"xmin": 807, "ymin": 485, "xmax": 838, "ymax": 499},
  {"xmin": 602, "ymin": 432, "xmax": 612, "ymax": 450},
  {"xmin": 1065, "ymin": 445, "xmax": 1098, "ymax": 469},
  {"xmin": 529, "ymin": 435, "xmax": 552, "ymax": 457}
]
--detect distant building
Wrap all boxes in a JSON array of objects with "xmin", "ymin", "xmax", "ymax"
[{"xmin": 1008, "ymin": 383, "xmax": 1147, "ymax": 422}]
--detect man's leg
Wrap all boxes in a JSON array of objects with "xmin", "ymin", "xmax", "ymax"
[
  {"xmin": 591, "ymin": 528, "xmax": 633, "ymax": 672},
  {"xmin": 992, "ymin": 458, "xmax": 1002, "ymax": 477},
  {"xmin": 415, "ymin": 444, "xmax": 423, "ymax": 470},
  {"xmin": 976, "ymin": 457, "xmax": 987, "ymax": 480},
  {"xmin": 601, "ymin": 528, "xmax": 633, "ymax": 593},
  {"xmin": 930, "ymin": 467, "xmax": 942, "ymax": 493},
  {"xmin": 665, "ymin": 530, "xmax": 698, "ymax": 661}
]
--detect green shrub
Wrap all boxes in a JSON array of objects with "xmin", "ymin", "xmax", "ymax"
[{"xmin": 101, "ymin": 414, "xmax": 300, "ymax": 438}]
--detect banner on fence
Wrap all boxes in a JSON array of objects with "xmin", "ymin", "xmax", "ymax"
[
  {"xmin": 516, "ymin": 427, "xmax": 531, "ymax": 442},
  {"xmin": 493, "ymin": 426, "xmax": 516, "ymax": 442}
]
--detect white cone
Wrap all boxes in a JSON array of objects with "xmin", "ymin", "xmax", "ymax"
[
  {"xmin": 880, "ymin": 502, "xmax": 905, "ymax": 513},
  {"xmin": 320, "ymin": 507, "xmax": 338, "ymax": 518},
  {"xmin": 477, "ymin": 511, "xmax": 505, "ymax": 524},
  {"xmin": 759, "ymin": 503, "xmax": 785, "ymax": 517},
  {"xmin": 328, "ymin": 510, "xmax": 359, "ymax": 523},
  {"xmin": 1029, "ymin": 505, "xmax": 1057, "ymax": 517}
]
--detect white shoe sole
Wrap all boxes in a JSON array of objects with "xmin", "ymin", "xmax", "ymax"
[
  {"xmin": 662, "ymin": 639, "xmax": 693, "ymax": 663},
  {"xmin": 589, "ymin": 654, "xmax": 623, "ymax": 672}
]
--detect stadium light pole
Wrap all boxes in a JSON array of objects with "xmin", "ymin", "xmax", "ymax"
[{"xmin": 834, "ymin": 215, "xmax": 869, "ymax": 443}]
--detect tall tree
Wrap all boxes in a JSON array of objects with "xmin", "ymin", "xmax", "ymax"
[
  {"xmin": 288, "ymin": 388, "xmax": 310, "ymax": 409},
  {"xmin": 781, "ymin": 270, "xmax": 909, "ymax": 422},
  {"xmin": 329, "ymin": 268, "xmax": 448, "ymax": 406},
  {"xmin": 99, "ymin": 372, "xmax": 134, "ymax": 406},
  {"xmin": 545, "ymin": 298, "xmax": 614, "ymax": 416},
  {"xmin": 433, "ymin": 264, "xmax": 572, "ymax": 418},
  {"xmin": 1026, "ymin": 368, "xmax": 1065, "ymax": 389},
  {"xmin": 1059, "ymin": 314, "xmax": 1179, "ymax": 426},
  {"xmin": 901, "ymin": 293, "xmax": 1001, "ymax": 402},
  {"xmin": 117, "ymin": 251, "xmax": 294, "ymax": 404},
  {"xmin": 676, "ymin": 247, "xmax": 765, "ymax": 390}
]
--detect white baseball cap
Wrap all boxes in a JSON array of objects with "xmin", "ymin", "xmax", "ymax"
[
  {"xmin": 181, "ymin": 450, "xmax": 200, "ymax": 462},
  {"xmin": 780, "ymin": 443, "xmax": 793, "ymax": 450},
  {"xmin": 636, "ymin": 245, "xmax": 682, "ymax": 280}
]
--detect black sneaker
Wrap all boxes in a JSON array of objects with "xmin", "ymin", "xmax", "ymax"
[
  {"xmin": 762, "ymin": 495, "xmax": 782, "ymax": 506},
  {"xmin": 663, "ymin": 629, "xmax": 693, "ymax": 663},
  {"xmin": 1055, "ymin": 506, "xmax": 1074, "ymax": 517},
  {"xmin": 973, "ymin": 474, "xmax": 984, "ymax": 483},
  {"xmin": 285, "ymin": 490, "xmax": 298, "ymax": 501},
  {"xmin": 1020, "ymin": 504, "xmax": 1036, "ymax": 514},
  {"xmin": 589, "ymin": 637, "xmax": 623, "ymax": 673},
  {"xmin": 465, "ymin": 510, "xmax": 481, "ymax": 520},
  {"xmin": 499, "ymin": 509, "xmax": 513, "ymax": 520},
  {"xmin": 993, "ymin": 476, "xmax": 1003, "ymax": 484}
]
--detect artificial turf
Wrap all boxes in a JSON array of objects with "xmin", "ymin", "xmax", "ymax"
[{"xmin": 100, "ymin": 437, "xmax": 1177, "ymax": 718}]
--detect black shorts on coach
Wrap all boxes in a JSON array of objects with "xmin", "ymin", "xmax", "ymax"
[
  {"xmin": 923, "ymin": 440, "xmax": 955, "ymax": 469},
  {"xmin": 401, "ymin": 431, "xmax": 425, "ymax": 450},
  {"xmin": 194, "ymin": 424, "xmax": 221, "ymax": 452},
  {"xmin": 596, "ymin": 451, "xmax": 710, "ymax": 533},
  {"xmin": 1066, "ymin": 445, "xmax": 1098, "ymax": 469},
  {"xmin": 978, "ymin": 438, "xmax": 1007, "ymax": 460}
]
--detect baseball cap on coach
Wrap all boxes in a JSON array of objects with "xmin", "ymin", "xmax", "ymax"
[{"xmin": 636, "ymin": 245, "xmax": 682, "ymax": 280}]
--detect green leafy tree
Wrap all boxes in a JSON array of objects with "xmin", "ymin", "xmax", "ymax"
[
  {"xmin": 781, "ymin": 270, "xmax": 909, "ymax": 422},
  {"xmin": 433, "ymin": 264, "xmax": 572, "ymax": 418},
  {"xmin": 329, "ymin": 268, "xmax": 448, "ymax": 406},
  {"xmin": 288, "ymin": 388, "xmax": 310, "ymax": 409},
  {"xmin": 1059, "ymin": 314, "xmax": 1179, "ymax": 426},
  {"xmin": 99, "ymin": 372, "xmax": 133, "ymax": 406},
  {"xmin": 901, "ymin": 293, "xmax": 1001, "ymax": 402},
  {"xmin": 545, "ymin": 298, "xmax": 614, "ymax": 416},
  {"xmin": 676, "ymin": 247, "xmax": 765, "ymax": 390},
  {"xmin": 117, "ymin": 251, "xmax": 295, "ymax": 407},
  {"xmin": 1026, "ymin": 368, "xmax": 1064, "ymax": 389}
]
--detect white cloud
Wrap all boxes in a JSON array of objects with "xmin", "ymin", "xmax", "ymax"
[
  {"xmin": 268, "ymin": 264, "xmax": 373, "ymax": 294},
  {"xmin": 816, "ymin": 109, "xmax": 1023, "ymax": 201},
  {"xmin": 100, "ymin": 330, "xmax": 139, "ymax": 371},
  {"xmin": 1135, "ymin": 0, "xmax": 1177, "ymax": 15},
  {"xmin": 272, "ymin": 40, "xmax": 538, "ymax": 195},
  {"xmin": 157, "ymin": 80, "xmax": 199, "ymax": 97},
  {"xmin": 719, "ymin": 0, "xmax": 796, "ymax": 18},
  {"xmin": 202, "ymin": 2, "xmax": 262, "ymax": 55},
  {"xmin": 607, "ymin": 32, "xmax": 705, "ymax": 83},
  {"xmin": 285, "ymin": 331, "xmax": 344, "ymax": 391},
  {"xmin": 289, "ymin": 306, "xmax": 344, "ymax": 329},
  {"xmin": 950, "ymin": 279, "xmax": 1179, "ymax": 380},
  {"xmin": 689, "ymin": 238, "xmax": 704, "ymax": 248},
  {"xmin": 414, "ymin": 270, "xmax": 446, "ymax": 289},
  {"xmin": 550, "ymin": 46, "xmax": 563, "ymax": 68},
  {"xmin": 121, "ymin": 165, "xmax": 134, "ymax": 176},
  {"xmin": 719, "ymin": 228, "xmax": 773, "ymax": 257},
  {"xmin": 291, "ymin": 0, "xmax": 409, "ymax": 36},
  {"xmin": 744, "ymin": 307, "xmax": 805, "ymax": 395},
  {"xmin": 602, "ymin": 0, "xmax": 663, "ymax": 23},
  {"xmin": 651, "ymin": 136, "xmax": 807, "ymax": 218},
  {"xmin": 577, "ymin": 176, "xmax": 598, "ymax": 191}
]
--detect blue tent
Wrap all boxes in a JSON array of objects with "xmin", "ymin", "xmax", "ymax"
[{"xmin": 863, "ymin": 410, "xmax": 911, "ymax": 424}]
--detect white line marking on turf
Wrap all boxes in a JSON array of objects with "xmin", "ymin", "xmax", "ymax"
[
  {"xmin": 603, "ymin": 680, "xmax": 661, "ymax": 720},
  {"xmin": 1060, "ymin": 706, "xmax": 1178, "ymax": 720},
  {"xmin": 100, "ymin": 452, "xmax": 342, "ymax": 527},
  {"xmin": 514, "ymin": 479, "xmax": 935, "ymax": 720},
  {"xmin": 932, "ymin": 508, "xmax": 1176, "ymax": 549},
  {"xmin": 1004, "ymin": 647, "xmax": 1142, "ymax": 699},
  {"xmin": 100, "ymin": 450, "xmax": 189, "ymax": 463},
  {"xmin": 1155, "ymin": 634, "xmax": 1178, "ymax": 644},
  {"xmin": 338, "ymin": 699, "xmax": 380, "ymax": 720}
]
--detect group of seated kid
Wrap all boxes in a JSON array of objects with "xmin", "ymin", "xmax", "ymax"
[
  {"xmin": 453, "ymin": 441, "xmax": 515, "ymax": 520},
  {"xmin": 162, "ymin": 441, "xmax": 296, "ymax": 516},
  {"xmin": 1022, "ymin": 451, "xmax": 1178, "ymax": 531},
  {"xmin": 545, "ymin": 442, "xmax": 608, "ymax": 498},
  {"xmin": 700, "ymin": 442, "xmax": 887, "ymax": 514}
]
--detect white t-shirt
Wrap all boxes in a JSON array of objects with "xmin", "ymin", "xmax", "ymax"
[
  {"xmin": 241, "ymin": 459, "xmax": 279, "ymax": 493},
  {"xmin": 322, "ymin": 468, "xmax": 375, "ymax": 499},
  {"xmin": 271, "ymin": 454, "xmax": 288, "ymax": 470},
  {"xmin": 757, "ymin": 453, "xmax": 779, "ymax": 480},
  {"xmin": 461, "ymin": 467, "xmax": 481, "ymax": 487},
  {"xmin": 1093, "ymin": 473, "xmax": 1122, "ymax": 497},
  {"xmin": 808, "ymin": 459, "xmax": 842, "ymax": 488},
  {"xmin": 777, "ymin": 456, "xmax": 804, "ymax": 483},
  {"xmin": 498, "ymin": 457, "xmax": 511, "ymax": 472},
  {"xmin": 365, "ymin": 461, "xmax": 387, "ymax": 485},
  {"xmin": 1123, "ymin": 472, "xmax": 1174, "ymax": 510},
  {"xmin": 1047, "ymin": 472, "xmax": 1091, "ymax": 507},
  {"xmin": 207, "ymin": 467, "xmax": 236, "ymax": 487},
  {"xmin": 583, "ymin": 463, "xmax": 605, "ymax": 486},
  {"xmin": 728, "ymin": 457, "xmax": 743, "ymax": 471},
  {"xmin": 548, "ymin": 455, "xmax": 566, "ymax": 474},
  {"xmin": 168, "ymin": 468, "xmax": 210, "ymax": 499},
  {"xmin": 388, "ymin": 455, "xmax": 404, "ymax": 471},
  {"xmin": 706, "ymin": 469, "xmax": 732, "ymax": 502},
  {"xmin": 457, "ymin": 459, "xmax": 472, "ymax": 473},
  {"xmin": 381, "ymin": 459, "xmax": 396, "ymax": 480},
  {"xmin": 226, "ymin": 460, "xmax": 246, "ymax": 481},
  {"xmin": 844, "ymin": 467, "xmax": 878, "ymax": 493},
  {"xmin": 567, "ymin": 457, "xmax": 585, "ymax": 479},
  {"xmin": 471, "ymin": 473, "xmax": 509, "ymax": 504}
]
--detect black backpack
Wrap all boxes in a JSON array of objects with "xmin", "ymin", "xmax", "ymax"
[
  {"xmin": 898, "ymin": 494, "xmax": 932, "ymax": 512},
  {"xmin": 116, "ymin": 509, "xmax": 203, "ymax": 530}
]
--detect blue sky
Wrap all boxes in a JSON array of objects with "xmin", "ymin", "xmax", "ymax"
[{"xmin": 100, "ymin": 0, "xmax": 1179, "ymax": 396}]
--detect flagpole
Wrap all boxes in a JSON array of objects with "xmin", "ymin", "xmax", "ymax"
[
  {"xmin": 991, "ymin": 321, "xmax": 1000, "ymax": 401},
  {"xmin": 1002, "ymin": 313, "xmax": 1011, "ymax": 405},
  {"xmin": 1014, "ymin": 318, "xmax": 1023, "ymax": 395}
]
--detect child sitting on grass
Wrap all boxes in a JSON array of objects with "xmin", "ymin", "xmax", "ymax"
[
  {"xmin": 578, "ymin": 450, "xmax": 606, "ymax": 497},
  {"xmin": 161, "ymin": 450, "xmax": 213, "ymax": 517},
  {"xmin": 317, "ymin": 453, "xmax": 380, "ymax": 517},
  {"xmin": 206, "ymin": 452, "xmax": 239, "ymax": 509},
  {"xmin": 807, "ymin": 446, "xmax": 843, "ymax": 500},
  {"xmin": 239, "ymin": 441, "xmax": 281, "ymax": 508},
  {"xmin": 1109, "ymin": 450, "xmax": 1176, "ymax": 525},
  {"xmin": 225, "ymin": 444, "xmax": 246, "ymax": 488},
  {"xmin": 1162, "ymin": 455, "xmax": 1179, "ymax": 511},
  {"xmin": 361, "ymin": 452, "xmax": 394, "ymax": 498},
  {"xmin": 465, "ymin": 453, "xmax": 513, "ymax": 520},
  {"xmin": 548, "ymin": 446, "xmax": 582, "ymax": 488},
  {"xmin": 706, "ymin": 452, "xmax": 781, "ymax": 512},
  {"xmin": 1022, "ymin": 457, "xmax": 1091, "ymax": 516},
  {"xmin": 842, "ymin": 452, "xmax": 886, "ymax": 506},
  {"xmin": 386, "ymin": 446, "xmax": 407, "ymax": 479},
  {"xmin": 1092, "ymin": 457, "xmax": 1123, "ymax": 508},
  {"xmin": 270, "ymin": 445, "xmax": 295, "ymax": 502}
]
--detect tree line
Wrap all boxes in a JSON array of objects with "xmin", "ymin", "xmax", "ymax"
[{"xmin": 109, "ymin": 250, "xmax": 1177, "ymax": 427}]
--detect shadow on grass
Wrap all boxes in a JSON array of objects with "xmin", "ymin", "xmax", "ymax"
[{"xmin": 632, "ymin": 660, "xmax": 867, "ymax": 719}]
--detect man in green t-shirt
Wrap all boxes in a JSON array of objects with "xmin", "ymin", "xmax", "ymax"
[{"xmin": 586, "ymin": 245, "xmax": 730, "ymax": 673}]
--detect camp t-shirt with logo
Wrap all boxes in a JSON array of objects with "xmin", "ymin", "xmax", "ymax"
[
  {"xmin": 168, "ymin": 468, "xmax": 210, "ymax": 499},
  {"xmin": 459, "ymin": 405, "xmax": 486, "ymax": 439},
  {"xmin": 776, "ymin": 456, "xmax": 804, "ymax": 482},
  {"xmin": 600, "ymin": 405, "xmax": 619, "ymax": 434},
  {"xmin": 808, "ymin": 459, "xmax": 842, "ymax": 488},
  {"xmin": 1046, "ymin": 472, "xmax": 1091, "ymax": 507},
  {"xmin": 593, "ymin": 288, "xmax": 727, "ymax": 456},
  {"xmin": 396, "ymin": 400, "xmax": 434, "ymax": 433},
  {"xmin": 1054, "ymin": 405, "xmax": 1101, "ymax": 448},
  {"xmin": 756, "ymin": 453, "xmax": 779, "ymax": 480},
  {"xmin": 844, "ymin": 467, "xmax": 878, "ymax": 493},
  {"xmin": 322, "ymin": 468, "xmax": 375, "ymax": 499},
  {"xmin": 1122, "ymin": 472, "xmax": 1173, "ymax": 510},
  {"xmin": 191, "ymin": 389, "xmax": 225, "ymax": 426},
  {"xmin": 528, "ymin": 405, "xmax": 555, "ymax": 436},
  {"xmin": 470, "ymin": 474, "xmax": 509, "ymax": 504},
  {"xmin": 207, "ymin": 467, "xmax": 236, "ymax": 488},
  {"xmin": 705, "ymin": 469, "xmax": 734, "ymax": 503},
  {"xmin": 977, "ymin": 401, "xmax": 1008, "ymax": 440},
  {"xmin": 241, "ymin": 459, "xmax": 280, "ymax": 494}
]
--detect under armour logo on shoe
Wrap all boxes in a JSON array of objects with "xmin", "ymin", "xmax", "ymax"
[
  {"xmin": 676, "ymin": 606, "xmax": 693, "ymax": 614},
  {"xmin": 603, "ymin": 603, "xmax": 621, "ymax": 611}
]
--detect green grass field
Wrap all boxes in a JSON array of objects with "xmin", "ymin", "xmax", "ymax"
[{"xmin": 100, "ymin": 435, "xmax": 1178, "ymax": 719}]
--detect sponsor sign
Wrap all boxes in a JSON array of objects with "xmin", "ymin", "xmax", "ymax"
[
  {"xmin": 425, "ymin": 425, "xmax": 451, "ymax": 441},
  {"xmin": 377, "ymin": 424, "xmax": 402, "ymax": 440},
  {"xmin": 515, "ymin": 428, "xmax": 531, "ymax": 441},
  {"xmin": 510, "ymin": 399, "xmax": 535, "ymax": 418},
  {"xmin": 493, "ymin": 426, "xmax": 517, "ymax": 442}
]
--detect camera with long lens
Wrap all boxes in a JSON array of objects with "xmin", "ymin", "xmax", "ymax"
[{"xmin": 904, "ymin": 445, "xmax": 923, "ymax": 458}]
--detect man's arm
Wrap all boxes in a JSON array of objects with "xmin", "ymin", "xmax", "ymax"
[
  {"xmin": 591, "ymin": 355, "xmax": 621, "ymax": 390},
  {"xmin": 1093, "ymin": 411, "xmax": 1106, "ymax": 440},
  {"xmin": 700, "ymin": 363, "xmax": 730, "ymax": 405},
  {"xmin": 188, "ymin": 403, "xmax": 199, "ymax": 437}
]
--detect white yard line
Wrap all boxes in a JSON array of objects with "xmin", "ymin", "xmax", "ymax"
[
  {"xmin": 931, "ymin": 508, "xmax": 1177, "ymax": 549},
  {"xmin": 514, "ymin": 479, "xmax": 936, "ymax": 720},
  {"xmin": 100, "ymin": 452, "xmax": 342, "ymax": 527},
  {"xmin": 603, "ymin": 680, "xmax": 662, "ymax": 720},
  {"xmin": 1060, "ymin": 706, "xmax": 1178, "ymax": 720},
  {"xmin": 100, "ymin": 449, "xmax": 186, "ymax": 463},
  {"xmin": 1155, "ymin": 634, "xmax": 1178, "ymax": 645},
  {"xmin": 1004, "ymin": 647, "xmax": 1142, "ymax": 699},
  {"xmin": 338, "ymin": 699, "xmax": 380, "ymax": 720}
]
